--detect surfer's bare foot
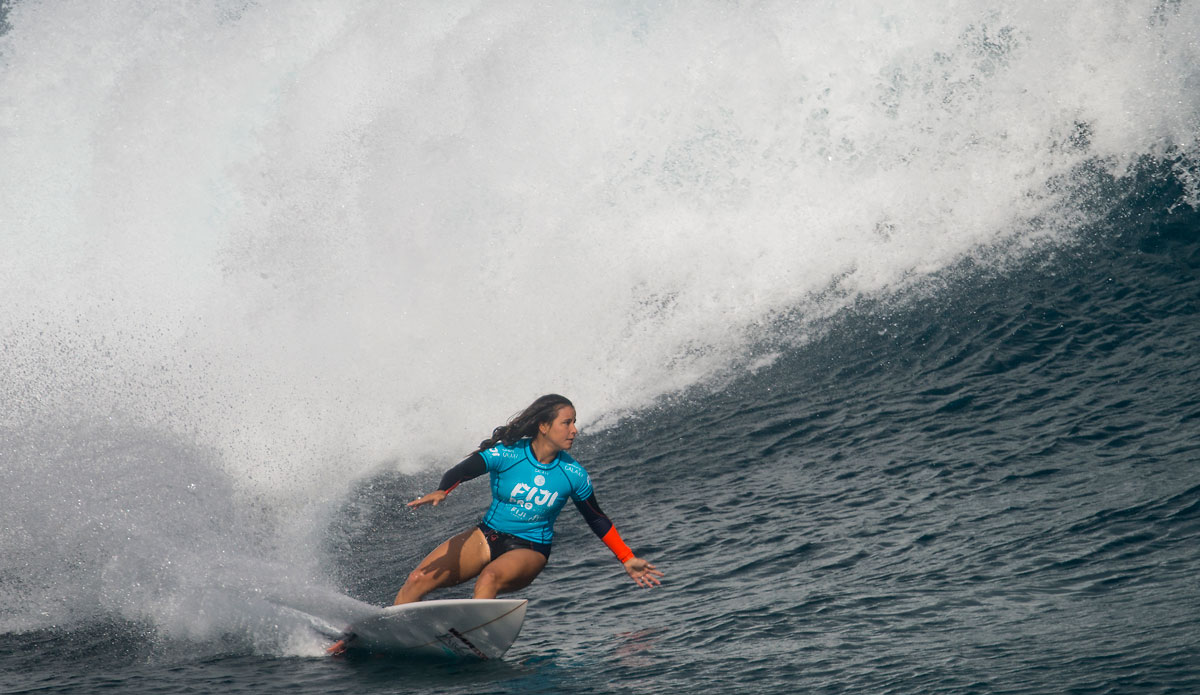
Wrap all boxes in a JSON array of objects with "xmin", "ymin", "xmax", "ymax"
[{"xmin": 326, "ymin": 635, "xmax": 354, "ymax": 656}]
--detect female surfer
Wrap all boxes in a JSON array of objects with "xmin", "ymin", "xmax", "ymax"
[{"xmin": 393, "ymin": 394, "xmax": 663, "ymax": 604}]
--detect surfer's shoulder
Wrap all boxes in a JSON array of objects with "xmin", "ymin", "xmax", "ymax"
[
  {"xmin": 479, "ymin": 440, "xmax": 525, "ymax": 464},
  {"xmin": 556, "ymin": 453, "xmax": 590, "ymax": 483}
]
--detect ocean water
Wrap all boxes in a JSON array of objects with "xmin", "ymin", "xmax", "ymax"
[{"xmin": 2, "ymin": 1, "xmax": 1199, "ymax": 693}]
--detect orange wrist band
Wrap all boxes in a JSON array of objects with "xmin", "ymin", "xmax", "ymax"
[{"xmin": 601, "ymin": 526, "xmax": 634, "ymax": 563}]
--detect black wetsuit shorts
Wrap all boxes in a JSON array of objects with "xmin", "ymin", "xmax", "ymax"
[{"xmin": 478, "ymin": 523, "xmax": 552, "ymax": 559}]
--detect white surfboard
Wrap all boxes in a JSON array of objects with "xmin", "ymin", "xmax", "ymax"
[{"xmin": 332, "ymin": 598, "xmax": 528, "ymax": 660}]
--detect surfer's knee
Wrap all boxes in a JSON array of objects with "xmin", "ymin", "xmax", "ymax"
[
  {"xmin": 472, "ymin": 569, "xmax": 501, "ymax": 598},
  {"xmin": 395, "ymin": 568, "xmax": 439, "ymax": 604},
  {"xmin": 474, "ymin": 561, "xmax": 516, "ymax": 594}
]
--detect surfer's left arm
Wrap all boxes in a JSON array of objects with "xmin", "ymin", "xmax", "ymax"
[
  {"xmin": 574, "ymin": 493, "xmax": 664, "ymax": 588},
  {"xmin": 408, "ymin": 453, "xmax": 487, "ymax": 508}
]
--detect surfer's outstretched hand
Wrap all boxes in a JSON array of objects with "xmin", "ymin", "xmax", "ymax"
[
  {"xmin": 623, "ymin": 557, "xmax": 664, "ymax": 588},
  {"xmin": 408, "ymin": 490, "xmax": 448, "ymax": 508}
]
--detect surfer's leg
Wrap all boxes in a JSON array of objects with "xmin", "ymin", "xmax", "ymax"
[
  {"xmin": 393, "ymin": 527, "xmax": 491, "ymax": 605},
  {"xmin": 472, "ymin": 549, "xmax": 548, "ymax": 599}
]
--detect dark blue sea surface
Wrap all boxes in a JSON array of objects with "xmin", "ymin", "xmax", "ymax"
[{"xmin": 5, "ymin": 168, "xmax": 1197, "ymax": 694}]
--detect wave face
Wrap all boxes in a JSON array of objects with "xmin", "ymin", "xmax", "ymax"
[{"xmin": 2, "ymin": 0, "xmax": 1199, "ymax": 682}]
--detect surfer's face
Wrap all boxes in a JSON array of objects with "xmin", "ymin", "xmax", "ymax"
[{"xmin": 538, "ymin": 406, "xmax": 578, "ymax": 452}]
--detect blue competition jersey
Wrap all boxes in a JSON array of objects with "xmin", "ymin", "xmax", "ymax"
[{"xmin": 478, "ymin": 440, "xmax": 593, "ymax": 544}]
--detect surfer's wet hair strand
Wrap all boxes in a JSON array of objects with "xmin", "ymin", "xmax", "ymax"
[{"xmin": 477, "ymin": 394, "xmax": 574, "ymax": 452}]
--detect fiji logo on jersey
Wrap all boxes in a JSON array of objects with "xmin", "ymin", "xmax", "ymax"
[{"xmin": 508, "ymin": 474, "xmax": 560, "ymax": 512}]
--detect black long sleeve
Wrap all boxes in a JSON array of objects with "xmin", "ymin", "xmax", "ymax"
[
  {"xmin": 437, "ymin": 452, "xmax": 487, "ymax": 493},
  {"xmin": 573, "ymin": 492, "xmax": 615, "ymax": 539}
]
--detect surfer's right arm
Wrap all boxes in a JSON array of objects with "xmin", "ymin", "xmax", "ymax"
[
  {"xmin": 574, "ymin": 492, "xmax": 665, "ymax": 588},
  {"xmin": 407, "ymin": 453, "xmax": 487, "ymax": 508}
]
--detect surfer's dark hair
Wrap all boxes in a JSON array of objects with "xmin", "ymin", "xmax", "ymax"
[{"xmin": 477, "ymin": 394, "xmax": 574, "ymax": 452}]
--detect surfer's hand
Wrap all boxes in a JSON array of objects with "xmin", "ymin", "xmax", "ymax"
[
  {"xmin": 408, "ymin": 490, "xmax": 448, "ymax": 508},
  {"xmin": 623, "ymin": 557, "xmax": 664, "ymax": 588}
]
